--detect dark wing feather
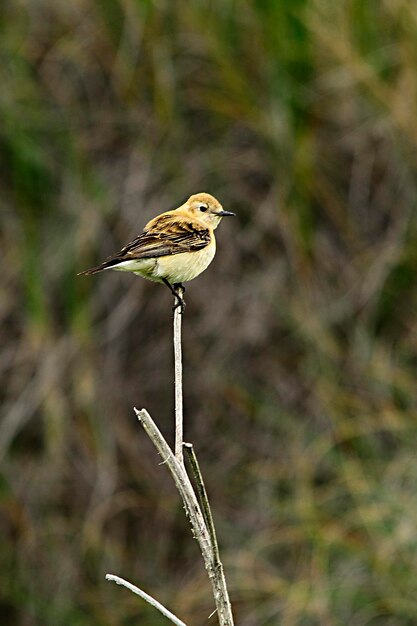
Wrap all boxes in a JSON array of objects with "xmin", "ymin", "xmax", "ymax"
[{"xmin": 78, "ymin": 214, "xmax": 210, "ymax": 275}]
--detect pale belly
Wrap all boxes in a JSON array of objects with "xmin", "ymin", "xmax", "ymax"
[
  {"xmin": 112, "ymin": 241, "xmax": 216, "ymax": 284},
  {"xmin": 154, "ymin": 243, "xmax": 216, "ymax": 284}
]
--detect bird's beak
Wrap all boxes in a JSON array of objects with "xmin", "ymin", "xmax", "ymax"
[{"xmin": 215, "ymin": 210, "xmax": 236, "ymax": 217}]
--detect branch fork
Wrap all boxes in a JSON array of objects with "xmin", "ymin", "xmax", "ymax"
[{"xmin": 106, "ymin": 291, "xmax": 234, "ymax": 626}]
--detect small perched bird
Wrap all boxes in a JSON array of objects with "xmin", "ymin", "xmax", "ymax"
[{"xmin": 78, "ymin": 192, "xmax": 235, "ymax": 309}]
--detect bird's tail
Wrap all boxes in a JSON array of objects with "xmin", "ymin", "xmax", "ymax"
[{"xmin": 77, "ymin": 262, "xmax": 111, "ymax": 276}]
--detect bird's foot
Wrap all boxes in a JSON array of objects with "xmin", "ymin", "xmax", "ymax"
[
  {"xmin": 172, "ymin": 297, "xmax": 185, "ymax": 314},
  {"xmin": 163, "ymin": 279, "xmax": 186, "ymax": 313},
  {"xmin": 172, "ymin": 283, "xmax": 185, "ymax": 314}
]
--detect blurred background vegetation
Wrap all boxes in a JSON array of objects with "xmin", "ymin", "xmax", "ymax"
[{"xmin": 2, "ymin": 0, "xmax": 417, "ymax": 624}]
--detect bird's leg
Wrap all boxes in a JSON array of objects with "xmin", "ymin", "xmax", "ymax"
[
  {"xmin": 173, "ymin": 283, "xmax": 186, "ymax": 313},
  {"xmin": 162, "ymin": 279, "xmax": 186, "ymax": 312},
  {"xmin": 172, "ymin": 283, "xmax": 186, "ymax": 313}
]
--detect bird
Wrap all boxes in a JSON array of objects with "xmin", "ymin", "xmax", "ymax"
[{"xmin": 78, "ymin": 192, "xmax": 235, "ymax": 310}]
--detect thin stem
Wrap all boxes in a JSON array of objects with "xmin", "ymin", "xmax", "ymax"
[
  {"xmin": 105, "ymin": 574, "xmax": 188, "ymax": 626},
  {"xmin": 173, "ymin": 287, "xmax": 184, "ymax": 464},
  {"xmin": 135, "ymin": 407, "xmax": 234, "ymax": 626},
  {"xmin": 183, "ymin": 442, "xmax": 221, "ymax": 566}
]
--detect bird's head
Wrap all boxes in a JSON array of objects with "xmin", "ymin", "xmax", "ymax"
[{"xmin": 181, "ymin": 193, "xmax": 235, "ymax": 229}]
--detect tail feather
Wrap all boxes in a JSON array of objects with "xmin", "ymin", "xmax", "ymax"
[
  {"xmin": 77, "ymin": 267, "xmax": 101, "ymax": 276},
  {"xmin": 77, "ymin": 261, "xmax": 115, "ymax": 276}
]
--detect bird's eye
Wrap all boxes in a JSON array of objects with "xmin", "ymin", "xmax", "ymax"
[{"xmin": 199, "ymin": 205, "xmax": 207, "ymax": 212}]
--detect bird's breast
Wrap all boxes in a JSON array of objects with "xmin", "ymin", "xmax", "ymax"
[{"xmin": 155, "ymin": 239, "xmax": 216, "ymax": 284}]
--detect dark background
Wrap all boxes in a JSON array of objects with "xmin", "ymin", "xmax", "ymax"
[{"xmin": 2, "ymin": 1, "xmax": 417, "ymax": 624}]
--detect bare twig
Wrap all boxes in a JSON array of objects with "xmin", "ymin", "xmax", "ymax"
[
  {"xmin": 173, "ymin": 287, "xmax": 184, "ymax": 464},
  {"xmin": 105, "ymin": 574, "xmax": 188, "ymax": 626},
  {"xmin": 135, "ymin": 407, "xmax": 234, "ymax": 626},
  {"xmin": 183, "ymin": 442, "xmax": 221, "ymax": 566},
  {"xmin": 107, "ymin": 287, "xmax": 234, "ymax": 626},
  {"xmin": 183, "ymin": 443, "xmax": 233, "ymax": 626}
]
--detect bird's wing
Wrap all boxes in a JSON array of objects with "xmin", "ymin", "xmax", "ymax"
[
  {"xmin": 116, "ymin": 214, "xmax": 211, "ymax": 260},
  {"xmin": 79, "ymin": 213, "xmax": 211, "ymax": 274}
]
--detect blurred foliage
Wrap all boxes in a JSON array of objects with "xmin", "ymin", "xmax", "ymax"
[{"xmin": 2, "ymin": 0, "xmax": 417, "ymax": 624}]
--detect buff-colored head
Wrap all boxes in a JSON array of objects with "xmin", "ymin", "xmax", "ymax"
[{"xmin": 178, "ymin": 192, "xmax": 235, "ymax": 229}]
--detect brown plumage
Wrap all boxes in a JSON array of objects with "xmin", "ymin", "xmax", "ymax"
[{"xmin": 80, "ymin": 213, "xmax": 212, "ymax": 274}]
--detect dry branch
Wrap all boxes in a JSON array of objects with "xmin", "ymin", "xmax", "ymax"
[
  {"xmin": 106, "ymin": 575, "xmax": 188, "ymax": 626},
  {"xmin": 134, "ymin": 407, "xmax": 234, "ymax": 626},
  {"xmin": 183, "ymin": 442, "xmax": 221, "ymax": 567},
  {"xmin": 106, "ymin": 292, "xmax": 234, "ymax": 626},
  {"xmin": 174, "ymin": 287, "xmax": 184, "ymax": 464}
]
